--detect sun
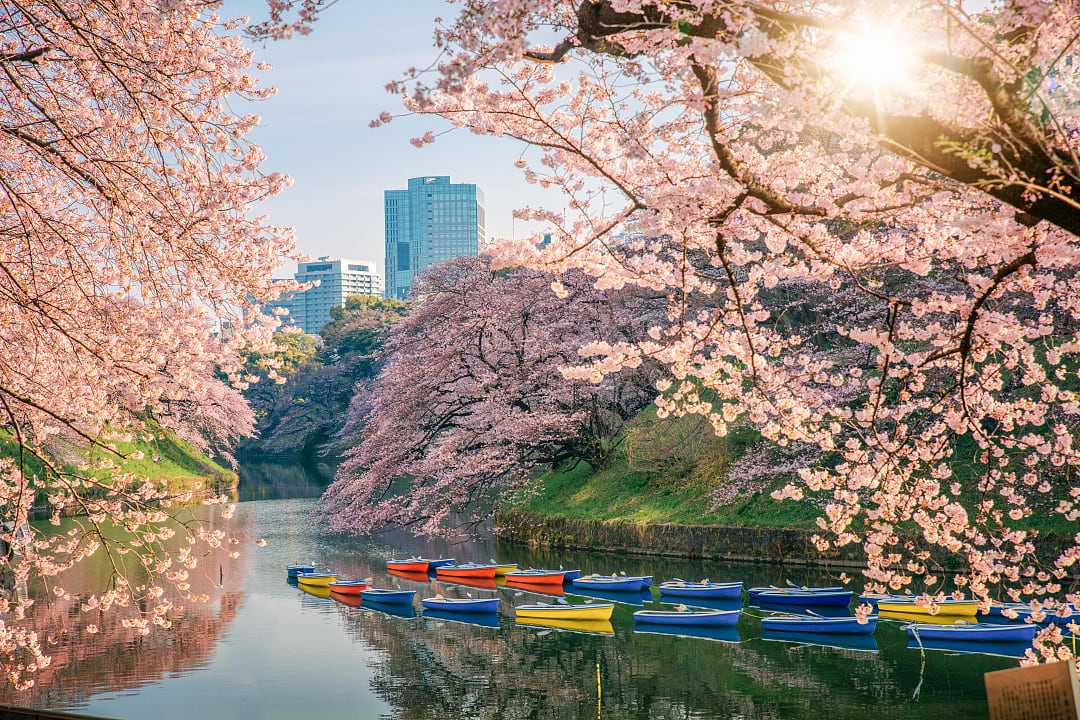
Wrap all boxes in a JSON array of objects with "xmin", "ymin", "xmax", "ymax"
[{"xmin": 830, "ymin": 23, "xmax": 916, "ymax": 95}]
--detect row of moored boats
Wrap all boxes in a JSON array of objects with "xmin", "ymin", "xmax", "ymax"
[{"xmin": 287, "ymin": 559, "xmax": 1075, "ymax": 645}]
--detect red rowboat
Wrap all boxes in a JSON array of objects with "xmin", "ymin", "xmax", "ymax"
[
  {"xmin": 438, "ymin": 576, "xmax": 498, "ymax": 590},
  {"xmin": 435, "ymin": 563, "xmax": 498, "ymax": 579},
  {"xmin": 505, "ymin": 570, "xmax": 568, "ymax": 585},
  {"xmin": 387, "ymin": 558, "xmax": 430, "ymax": 573},
  {"xmin": 328, "ymin": 580, "xmax": 369, "ymax": 596}
]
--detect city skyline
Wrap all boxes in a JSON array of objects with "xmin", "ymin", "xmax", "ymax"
[{"xmin": 230, "ymin": 0, "xmax": 558, "ymax": 278}]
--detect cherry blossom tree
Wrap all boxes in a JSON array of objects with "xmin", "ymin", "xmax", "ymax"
[
  {"xmin": 0, "ymin": 0, "xmax": 295, "ymax": 687},
  {"xmin": 323, "ymin": 258, "xmax": 657, "ymax": 536},
  {"xmin": 259, "ymin": 0, "xmax": 1080, "ymax": 661}
]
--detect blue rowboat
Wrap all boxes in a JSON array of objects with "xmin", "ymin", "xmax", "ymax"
[
  {"xmin": 421, "ymin": 597, "xmax": 499, "ymax": 613},
  {"xmin": 756, "ymin": 590, "xmax": 852, "ymax": 607},
  {"xmin": 1012, "ymin": 604, "xmax": 1076, "ymax": 626},
  {"xmin": 363, "ymin": 599, "xmax": 417, "ymax": 619},
  {"xmin": 758, "ymin": 602, "xmax": 852, "ymax": 617},
  {"xmin": 423, "ymin": 607, "xmax": 501, "ymax": 628},
  {"xmin": 634, "ymin": 624, "xmax": 741, "ymax": 644},
  {"xmin": 360, "ymin": 588, "xmax": 416, "ymax": 605},
  {"xmin": 425, "ymin": 558, "xmax": 457, "ymax": 570},
  {"xmin": 568, "ymin": 586, "xmax": 650, "ymax": 606},
  {"xmin": 761, "ymin": 614, "xmax": 876, "ymax": 635},
  {"xmin": 980, "ymin": 602, "xmax": 1027, "ymax": 617},
  {"xmin": 562, "ymin": 570, "xmax": 582, "ymax": 582},
  {"xmin": 905, "ymin": 622, "xmax": 1037, "ymax": 643},
  {"xmin": 762, "ymin": 630, "xmax": 879, "ymax": 653},
  {"xmin": 633, "ymin": 609, "xmax": 740, "ymax": 627},
  {"xmin": 659, "ymin": 581, "xmax": 743, "ymax": 599},
  {"xmin": 906, "ymin": 637, "xmax": 1030, "ymax": 659},
  {"xmin": 287, "ymin": 564, "xmax": 315, "ymax": 579},
  {"xmin": 858, "ymin": 593, "xmax": 902, "ymax": 606},
  {"xmin": 572, "ymin": 576, "xmax": 643, "ymax": 592},
  {"xmin": 748, "ymin": 585, "xmax": 843, "ymax": 600},
  {"xmin": 662, "ymin": 596, "xmax": 743, "ymax": 612}
]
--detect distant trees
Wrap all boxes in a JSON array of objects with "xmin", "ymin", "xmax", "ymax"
[
  {"xmin": 241, "ymin": 296, "xmax": 408, "ymax": 463},
  {"xmin": 324, "ymin": 258, "xmax": 658, "ymax": 535}
]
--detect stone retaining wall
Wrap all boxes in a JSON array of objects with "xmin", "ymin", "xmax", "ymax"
[{"xmin": 494, "ymin": 512, "xmax": 868, "ymax": 568}]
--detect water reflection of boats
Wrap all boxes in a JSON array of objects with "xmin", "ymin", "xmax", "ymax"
[
  {"xmin": 515, "ymin": 617, "xmax": 615, "ymax": 636},
  {"xmin": 331, "ymin": 591, "xmax": 363, "ymax": 608},
  {"xmin": 299, "ymin": 584, "xmax": 332, "ymax": 600},
  {"xmin": 388, "ymin": 569, "xmax": 434, "ymax": 585},
  {"xmin": 436, "ymin": 576, "xmax": 499, "ymax": 591},
  {"xmin": 566, "ymin": 586, "xmax": 650, "ymax": 606},
  {"xmin": 634, "ymin": 623, "xmax": 741, "ymax": 644},
  {"xmin": 905, "ymin": 637, "xmax": 1030, "ymax": 659},
  {"xmin": 505, "ymin": 579, "xmax": 567, "ymax": 598},
  {"xmin": 760, "ymin": 629, "xmax": 879, "ymax": 653},
  {"xmin": 362, "ymin": 599, "xmax": 418, "ymax": 619},
  {"xmin": 424, "ymin": 608, "xmax": 502, "ymax": 629}
]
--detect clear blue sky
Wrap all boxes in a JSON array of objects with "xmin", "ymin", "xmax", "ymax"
[{"xmin": 227, "ymin": 0, "xmax": 556, "ymax": 277}]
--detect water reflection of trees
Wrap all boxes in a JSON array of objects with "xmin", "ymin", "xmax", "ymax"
[
  {"xmin": 0, "ymin": 512, "xmax": 250, "ymax": 710},
  {"xmin": 332, "ymin": 603, "xmax": 1001, "ymax": 720}
]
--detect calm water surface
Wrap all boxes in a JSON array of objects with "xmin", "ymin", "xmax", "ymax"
[{"xmin": 3, "ymin": 498, "xmax": 1014, "ymax": 719}]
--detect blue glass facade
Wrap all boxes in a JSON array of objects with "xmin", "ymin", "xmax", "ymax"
[{"xmin": 384, "ymin": 176, "xmax": 485, "ymax": 300}]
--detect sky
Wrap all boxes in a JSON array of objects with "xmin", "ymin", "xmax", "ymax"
[{"xmin": 227, "ymin": 0, "xmax": 558, "ymax": 277}]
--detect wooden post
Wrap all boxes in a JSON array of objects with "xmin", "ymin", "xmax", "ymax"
[{"xmin": 985, "ymin": 661, "xmax": 1080, "ymax": 720}]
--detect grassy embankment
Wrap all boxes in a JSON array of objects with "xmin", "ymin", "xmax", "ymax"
[
  {"xmin": 517, "ymin": 406, "xmax": 822, "ymax": 529},
  {"xmin": 0, "ymin": 422, "xmax": 237, "ymax": 513},
  {"xmin": 517, "ymin": 406, "xmax": 1074, "ymax": 539}
]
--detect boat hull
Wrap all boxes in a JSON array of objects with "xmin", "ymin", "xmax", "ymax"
[
  {"xmin": 877, "ymin": 600, "xmax": 979, "ymax": 617},
  {"xmin": 516, "ymin": 618, "xmax": 614, "ymax": 636},
  {"xmin": 297, "ymin": 573, "xmax": 337, "ymax": 587},
  {"xmin": 750, "ymin": 585, "xmax": 843, "ymax": 600},
  {"xmin": 505, "ymin": 571, "xmax": 567, "ymax": 585},
  {"xmin": 387, "ymin": 560, "xmax": 429, "ymax": 573},
  {"xmin": 360, "ymin": 589, "xmax": 416, "ymax": 605},
  {"xmin": 633, "ymin": 610, "xmax": 740, "ymax": 627},
  {"xmin": 761, "ymin": 616, "xmax": 877, "ymax": 635},
  {"xmin": 905, "ymin": 623, "xmax": 1037, "ymax": 643},
  {"xmin": 421, "ymin": 598, "xmax": 499, "ymax": 613},
  {"xmin": 515, "ymin": 603, "xmax": 614, "ymax": 621},
  {"xmin": 436, "ymin": 565, "xmax": 498, "ymax": 579},
  {"xmin": 659, "ymin": 582, "xmax": 743, "ymax": 600},
  {"xmin": 287, "ymin": 564, "xmax": 315, "ymax": 579},
  {"xmin": 493, "ymin": 564, "xmax": 519, "ymax": 576},
  {"xmin": 328, "ymin": 581, "xmax": 368, "ymax": 596},
  {"xmin": 755, "ymin": 591, "xmax": 853, "ymax": 607},
  {"xmin": 572, "ymin": 577, "xmax": 642, "ymax": 592}
]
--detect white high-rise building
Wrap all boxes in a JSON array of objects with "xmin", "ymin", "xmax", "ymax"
[{"xmin": 270, "ymin": 257, "xmax": 383, "ymax": 334}]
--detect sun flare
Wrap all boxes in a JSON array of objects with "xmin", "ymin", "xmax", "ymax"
[{"xmin": 831, "ymin": 23, "xmax": 915, "ymax": 94}]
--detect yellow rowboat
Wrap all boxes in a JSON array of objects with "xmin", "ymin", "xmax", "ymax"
[
  {"xmin": 879, "ymin": 610, "xmax": 975, "ymax": 625},
  {"xmin": 297, "ymin": 572, "xmax": 337, "ymax": 587},
  {"xmin": 514, "ymin": 602, "xmax": 614, "ymax": 621},
  {"xmin": 516, "ymin": 617, "xmax": 614, "ymax": 636},
  {"xmin": 493, "ymin": 563, "xmax": 519, "ymax": 576},
  {"xmin": 876, "ymin": 600, "xmax": 979, "ymax": 617}
]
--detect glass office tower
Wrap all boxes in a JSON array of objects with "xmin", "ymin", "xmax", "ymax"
[{"xmin": 384, "ymin": 176, "xmax": 485, "ymax": 300}]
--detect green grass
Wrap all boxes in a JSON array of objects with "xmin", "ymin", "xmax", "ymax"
[
  {"xmin": 1, "ymin": 421, "xmax": 237, "ymax": 506},
  {"xmin": 516, "ymin": 406, "xmax": 1073, "ymax": 537},
  {"xmin": 517, "ymin": 407, "xmax": 822, "ymax": 528}
]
